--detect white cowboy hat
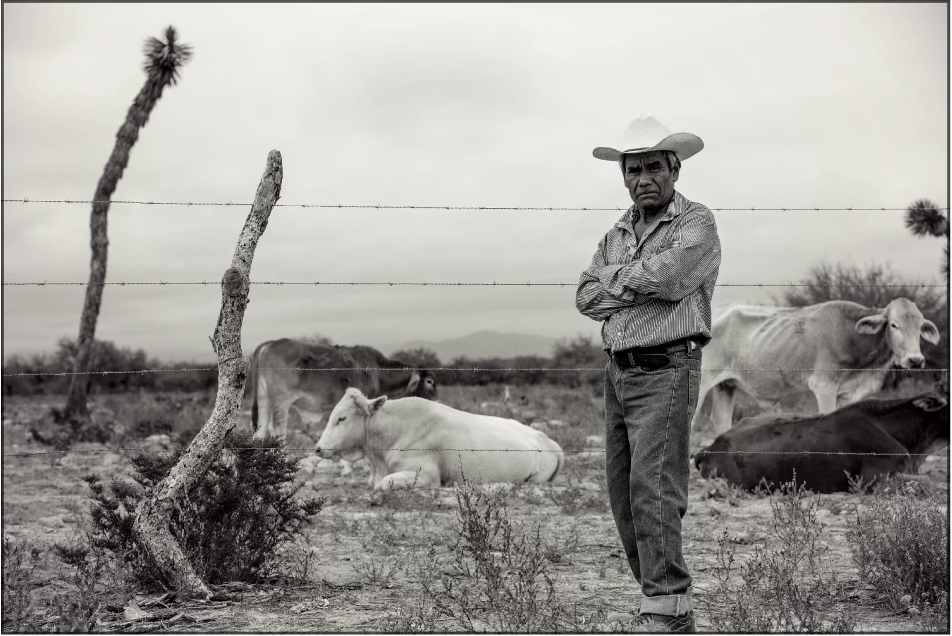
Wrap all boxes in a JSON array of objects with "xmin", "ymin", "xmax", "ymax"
[{"xmin": 593, "ymin": 115, "xmax": 704, "ymax": 162}]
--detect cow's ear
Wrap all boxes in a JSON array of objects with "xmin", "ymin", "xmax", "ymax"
[
  {"xmin": 406, "ymin": 371, "xmax": 421, "ymax": 393},
  {"xmin": 936, "ymin": 376, "xmax": 950, "ymax": 396},
  {"xmin": 855, "ymin": 313, "xmax": 886, "ymax": 334},
  {"xmin": 368, "ymin": 395, "xmax": 388, "ymax": 414},
  {"xmin": 912, "ymin": 396, "xmax": 947, "ymax": 412},
  {"xmin": 920, "ymin": 320, "xmax": 941, "ymax": 345}
]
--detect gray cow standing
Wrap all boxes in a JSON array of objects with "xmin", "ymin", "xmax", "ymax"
[{"xmin": 692, "ymin": 298, "xmax": 940, "ymax": 434}]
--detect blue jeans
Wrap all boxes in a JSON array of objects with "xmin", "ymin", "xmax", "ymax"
[{"xmin": 604, "ymin": 346, "xmax": 702, "ymax": 617}]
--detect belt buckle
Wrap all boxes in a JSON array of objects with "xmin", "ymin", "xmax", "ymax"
[{"xmin": 616, "ymin": 349, "xmax": 634, "ymax": 369}]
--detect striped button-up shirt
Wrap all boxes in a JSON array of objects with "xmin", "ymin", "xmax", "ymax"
[{"xmin": 575, "ymin": 190, "xmax": 722, "ymax": 353}]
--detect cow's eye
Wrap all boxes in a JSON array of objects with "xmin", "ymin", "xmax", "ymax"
[
  {"xmin": 338, "ymin": 416, "xmax": 346, "ymax": 422},
  {"xmin": 890, "ymin": 323, "xmax": 899, "ymax": 329}
]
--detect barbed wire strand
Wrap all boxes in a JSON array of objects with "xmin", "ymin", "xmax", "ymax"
[
  {"xmin": 3, "ymin": 281, "xmax": 946, "ymax": 288},
  {"xmin": 3, "ymin": 198, "xmax": 948, "ymax": 211},
  {"xmin": 2, "ymin": 366, "xmax": 947, "ymax": 378},
  {"xmin": 2, "ymin": 446, "xmax": 946, "ymax": 459}
]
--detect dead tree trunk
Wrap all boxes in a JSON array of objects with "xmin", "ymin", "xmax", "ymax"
[
  {"xmin": 131, "ymin": 150, "xmax": 282, "ymax": 599},
  {"xmin": 63, "ymin": 196, "xmax": 110, "ymax": 424}
]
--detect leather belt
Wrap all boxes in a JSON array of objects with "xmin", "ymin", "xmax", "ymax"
[{"xmin": 609, "ymin": 338, "xmax": 699, "ymax": 369}]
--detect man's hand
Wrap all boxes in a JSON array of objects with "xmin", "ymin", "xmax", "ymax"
[{"xmin": 657, "ymin": 233, "xmax": 682, "ymax": 252}]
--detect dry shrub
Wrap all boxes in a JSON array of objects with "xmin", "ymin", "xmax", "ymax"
[
  {"xmin": 411, "ymin": 474, "xmax": 572, "ymax": 632},
  {"xmin": 707, "ymin": 477, "xmax": 855, "ymax": 632},
  {"xmin": 546, "ymin": 477, "xmax": 608, "ymax": 514},
  {"xmin": 2, "ymin": 537, "xmax": 113, "ymax": 633},
  {"xmin": 848, "ymin": 481, "xmax": 949, "ymax": 632},
  {"xmin": 2, "ymin": 539, "xmax": 44, "ymax": 632}
]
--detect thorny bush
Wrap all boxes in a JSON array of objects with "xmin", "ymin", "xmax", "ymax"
[{"xmin": 82, "ymin": 429, "xmax": 324, "ymax": 590}]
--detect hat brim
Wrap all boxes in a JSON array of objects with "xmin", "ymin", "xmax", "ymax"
[{"xmin": 593, "ymin": 133, "xmax": 704, "ymax": 162}]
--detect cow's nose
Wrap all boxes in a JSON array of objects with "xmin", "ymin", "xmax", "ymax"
[{"xmin": 909, "ymin": 356, "xmax": 926, "ymax": 368}]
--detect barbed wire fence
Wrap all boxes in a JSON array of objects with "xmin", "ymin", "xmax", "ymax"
[
  {"xmin": 4, "ymin": 363, "xmax": 948, "ymax": 460},
  {"xmin": 3, "ymin": 447, "xmax": 944, "ymax": 459},
  {"xmin": 4, "ymin": 281, "xmax": 948, "ymax": 287},
  {"xmin": 2, "ymin": 366, "xmax": 948, "ymax": 377},
  {"xmin": 3, "ymin": 197, "xmax": 948, "ymax": 463},
  {"xmin": 4, "ymin": 198, "xmax": 949, "ymax": 211}
]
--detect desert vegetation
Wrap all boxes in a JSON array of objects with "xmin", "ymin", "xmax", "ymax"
[{"xmin": 3, "ymin": 261, "xmax": 947, "ymax": 632}]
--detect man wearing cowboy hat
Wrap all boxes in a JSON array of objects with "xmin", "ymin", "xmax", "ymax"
[{"xmin": 576, "ymin": 115, "xmax": 721, "ymax": 633}]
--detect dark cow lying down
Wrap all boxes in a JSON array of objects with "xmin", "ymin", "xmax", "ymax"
[{"xmin": 694, "ymin": 382, "xmax": 949, "ymax": 493}]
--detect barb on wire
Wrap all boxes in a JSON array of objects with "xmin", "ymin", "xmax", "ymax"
[
  {"xmin": 2, "ymin": 446, "xmax": 945, "ymax": 459},
  {"xmin": 3, "ymin": 281, "xmax": 946, "ymax": 289},
  {"xmin": 2, "ymin": 365, "xmax": 946, "ymax": 378},
  {"xmin": 3, "ymin": 198, "xmax": 947, "ymax": 212}
]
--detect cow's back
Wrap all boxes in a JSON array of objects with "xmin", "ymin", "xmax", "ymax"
[
  {"xmin": 713, "ymin": 303, "xmax": 870, "ymax": 399},
  {"xmin": 259, "ymin": 339, "xmax": 364, "ymax": 410}
]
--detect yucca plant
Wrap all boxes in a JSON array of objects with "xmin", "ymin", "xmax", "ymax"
[
  {"xmin": 904, "ymin": 198, "xmax": 949, "ymax": 277},
  {"xmin": 65, "ymin": 27, "xmax": 193, "ymax": 426}
]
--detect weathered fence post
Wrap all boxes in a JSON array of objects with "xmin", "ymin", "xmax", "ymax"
[{"xmin": 131, "ymin": 150, "xmax": 282, "ymax": 599}]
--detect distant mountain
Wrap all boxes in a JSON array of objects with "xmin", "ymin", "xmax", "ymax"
[{"xmin": 390, "ymin": 330, "xmax": 561, "ymax": 362}]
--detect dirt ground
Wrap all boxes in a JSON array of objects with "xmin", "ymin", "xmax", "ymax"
[{"xmin": 2, "ymin": 393, "xmax": 948, "ymax": 633}]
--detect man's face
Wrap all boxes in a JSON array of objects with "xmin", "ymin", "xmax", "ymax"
[{"xmin": 623, "ymin": 151, "xmax": 679, "ymax": 213}]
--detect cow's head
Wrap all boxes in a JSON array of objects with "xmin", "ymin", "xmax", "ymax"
[
  {"xmin": 314, "ymin": 387, "xmax": 387, "ymax": 462},
  {"xmin": 912, "ymin": 379, "xmax": 949, "ymax": 413},
  {"xmin": 912, "ymin": 393, "xmax": 948, "ymax": 413},
  {"xmin": 405, "ymin": 368, "xmax": 439, "ymax": 401},
  {"xmin": 855, "ymin": 298, "xmax": 940, "ymax": 369}
]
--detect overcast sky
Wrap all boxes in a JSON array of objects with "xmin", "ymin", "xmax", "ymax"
[{"xmin": 3, "ymin": 3, "xmax": 949, "ymax": 363}]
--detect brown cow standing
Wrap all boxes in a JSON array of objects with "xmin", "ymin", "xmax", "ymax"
[{"xmin": 250, "ymin": 339, "xmax": 438, "ymax": 440}]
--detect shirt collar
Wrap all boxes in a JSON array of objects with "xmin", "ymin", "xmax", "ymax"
[{"xmin": 614, "ymin": 191, "xmax": 685, "ymax": 230}]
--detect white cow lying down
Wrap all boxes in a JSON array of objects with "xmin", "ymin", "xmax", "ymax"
[{"xmin": 314, "ymin": 388, "xmax": 565, "ymax": 490}]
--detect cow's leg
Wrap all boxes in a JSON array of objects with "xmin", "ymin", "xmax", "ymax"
[
  {"xmin": 365, "ymin": 456, "xmax": 383, "ymax": 486},
  {"xmin": 691, "ymin": 390, "xmax": 713, "ymax": 431},
  {"xmin": 894, "ymin": 473, "xmax": 932, "ymax": 485},
  {"xmin": 692, "ymin": 372, "xmax": 727, "ymax": 431},
  {"xmin": 252, "ymin": 374, "xmax": 271, "ymax": 438},
  {"xmin": 808, "ymin": 382, "xmax": 839, "ymax": 414},
  {"xmin": 376, "ymin": 465, "xmax": 440, "ymax": 490},
  {"xmin": 271, "ymin": 398, "xmax": 294, "ymax": 440},
  {"xmin": 709, "ymin": 384, "xmax": 737, "ymax": 434},
  {"xmin": 807, "ymin": 375, "xmax": 839, "ymax": 415},
  {"xmin": 857, "ymin": 458, "xmax": 905, "ymax": 486}
]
